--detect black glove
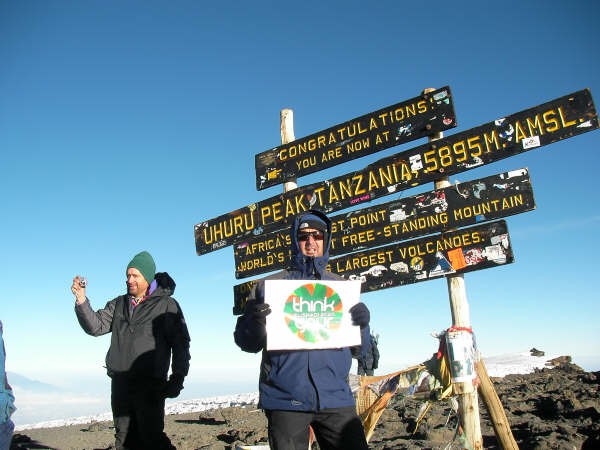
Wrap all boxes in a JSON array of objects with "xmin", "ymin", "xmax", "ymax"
[
  {"xmin": 155, "ymin": 272, "xmax": 176, "ymax": 293},
  {"xmin": 350, "ymin": 303, "xmax": 370, "ymax": 328},
  {"xmin": 164, "ymin": 373, "xmax": 184, "ymax": 398},
  {"xmin": 244, "ymin": 300, "xmax": 271, "ymax": 324}
]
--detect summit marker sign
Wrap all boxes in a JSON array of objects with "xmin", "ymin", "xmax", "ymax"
[
  {"xmin": 255, "ymin": 87, "xmax": 456, "ymax": 190},
  {"xmin": 194, "ymin": 89, "xmax": 597, "ymax": 256},
  {"xmin": 233, "ymin": 169, "xmax": 535, "ymax": 279}
]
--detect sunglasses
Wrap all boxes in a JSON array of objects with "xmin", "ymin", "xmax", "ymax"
[{"xmin": 297, "ymin": 230, "xmax": 325, "ymax": 241}]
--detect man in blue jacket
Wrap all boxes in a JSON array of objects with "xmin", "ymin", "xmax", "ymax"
[
  {"xmin": 0, "ymin": 320, "xmax": 15, "ymax": 450},
  {"xmin": 234, "ymin": 210, "xmax": 370, "ymax": 450}
]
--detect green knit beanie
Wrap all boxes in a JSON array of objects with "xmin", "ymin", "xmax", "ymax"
[{"xmin": 126, "ymin": 251, "xmax": 156, "ymax": 284}]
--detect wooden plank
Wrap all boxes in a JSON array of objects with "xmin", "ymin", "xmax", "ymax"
[
  {"xmin": 476, "ymin": 359, "xmax": 519, "ymax": 450},
  {"xmin": 233, "ymin": 220, "xmax": 513, "ymax": 314},
  {"xmin": 255, "ymin": 87, "xmax": 456, "ymax": 190},
  {"xmin": 233, "ymin": 168, "xmax": 535, "ymax": 278},
  {"xmin": 195, "ymin": 89, "xmax": 597, "ymax": 256}
]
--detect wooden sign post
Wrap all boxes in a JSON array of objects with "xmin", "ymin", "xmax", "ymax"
[
  {"xmin": 281, "ymin": 108, "xmax": 297, "ymax": 192},
  {"xmin": 194, "ymin": 88, "xmax": 596, "ymax": 256},
  {"xmin": 424, "ymin": 87, "xmax": 483, "ymax": 449},
  {"xmin": 193, "ymin": 86, "xmax": 598, "ymax": 446}
]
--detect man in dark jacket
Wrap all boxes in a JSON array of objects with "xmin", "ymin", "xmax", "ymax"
[
  {"xmin": 234, "ymin": 210, "xmax": 370, "ymax": 450},
  {"xmin": 72, "ymin": 251, "xmax": 191, "ymax": 450}
]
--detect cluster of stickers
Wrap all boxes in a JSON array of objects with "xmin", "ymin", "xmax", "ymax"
[
  {"xmin": 234, "ymin": 168, "xmax": 534, "ymax": 279},
  {"xmin": 191, "ymin": 87, "xmax": 598, "ymax": 316}
]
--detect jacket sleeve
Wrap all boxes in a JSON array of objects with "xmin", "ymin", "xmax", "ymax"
[
  {"xmin": 372, "ymin": 336, "xmax": 380, "ymax": 369},
  {"xmin": 165, "ymin": 299, "xmax": 191, "ymax": 377},
  {"xmin": 75, "ymin": 297, "xmax": 119, "ymax": 336},
  {"xmin": 233, "ymin": 281, "xmax": 267, "ymax": 353}
]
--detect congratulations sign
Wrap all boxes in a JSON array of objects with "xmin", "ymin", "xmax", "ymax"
[
  {"xmin": 195, "ymin": 89, "xmax": 597, "ymax": 256},
  {"xmin": 265, "ymin": 280, "xmax": 361, "ymax": 350},
  {"xmin": 255, "ymin": 87, "xmax": 456, "ymax": 190}
]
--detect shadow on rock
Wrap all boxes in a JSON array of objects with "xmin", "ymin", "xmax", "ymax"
[
  {"xmin": 175, "ymin": 417, "xmax": 227, "ymax": 425},
  {"xmin": 10, "ymin": 433, "xmax": 58, "ymax": 450}
]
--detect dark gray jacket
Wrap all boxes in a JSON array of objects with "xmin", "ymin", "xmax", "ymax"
[{"xmin": 75, "ymin": 285, "xmax": 190, "ymax": 380}]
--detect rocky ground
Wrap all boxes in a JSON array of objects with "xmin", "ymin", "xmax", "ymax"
[{"xmin": 10, "ymin": 361, "xmax": 600, "ymax": 450}]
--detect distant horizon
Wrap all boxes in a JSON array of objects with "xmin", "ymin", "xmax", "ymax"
[{"xmin": 9, "ymin": 350, "xmax": 599, "ymax": 427}]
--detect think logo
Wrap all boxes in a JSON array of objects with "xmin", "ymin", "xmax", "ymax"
[
  {"xmin": 284, "ymin": 283, "xmax": 343, "ymax": 343},
  {"xmin": 291, "ymin": 296, "xmax": 336, "ymax": 313}
]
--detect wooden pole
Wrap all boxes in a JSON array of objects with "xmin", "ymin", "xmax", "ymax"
[
  {"xmin": 476, "ymin": 359, "xmax": 519, "ymax": 449},
  {"xmin": 445, "ymin": 276, "xmax": 482, "ymax": 449},
  {"xmin": 280, "ymin": 108, "xmax": 297, "ymax": 192},
  {"xmin": 281, "ymin": 108, "xmax": 319, "ymax": 449},
  {"xmin": 423, "ymin": 88, "xmax": 482, "ymax": 450}
]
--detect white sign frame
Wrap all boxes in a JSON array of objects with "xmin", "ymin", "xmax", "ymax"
[{"xmin": 265, "ymin": 279, "xmax": 362, "ymax": 351}]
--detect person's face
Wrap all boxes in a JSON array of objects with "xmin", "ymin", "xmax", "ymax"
[
  {"xmin": 297, "ymin": 227, "xmax": 325, "ymax": 258},
  {"xmin": 127, "ymin": 267, "xmax": 149, "ymax": 297}
]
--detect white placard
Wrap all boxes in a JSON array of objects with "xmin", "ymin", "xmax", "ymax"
[{"xmin": 265, "ymin": 279, "xmax": 362, "ymax": 351}]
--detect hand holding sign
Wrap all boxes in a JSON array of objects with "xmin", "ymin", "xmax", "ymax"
[
  {"xmin": 245, "ymin": 300, "xmax": 272, "ymax": 325},
  {"xmin": 349, "ymin": 303, "xmax": 370, "ymax": 329}
]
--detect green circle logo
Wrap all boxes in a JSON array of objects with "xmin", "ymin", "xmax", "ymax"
[{"xmin": 283, "ymin": 283, "xmax": 343, "ymax": 343}]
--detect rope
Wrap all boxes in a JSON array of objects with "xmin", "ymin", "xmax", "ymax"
[{"xmin": 447, "ymin": 326, "xmax": 473, "ymax": 333}]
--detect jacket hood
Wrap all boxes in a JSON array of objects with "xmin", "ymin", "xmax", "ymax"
[
  {"xmin": 137, "ymin": 272, "xmax": 176, "ymax": 300},
  {"xmin": 290, "ymin": 209, "xmax": 332, "ymax": 278}
]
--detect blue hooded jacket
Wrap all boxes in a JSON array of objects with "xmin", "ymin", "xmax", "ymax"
[
  {"xmin": 0, "ymin": 321, "xmax": 16, "ymax": 423},
  {"xmin": 234, "ymin": 209, "xmax": 369, "ymax": 411}
]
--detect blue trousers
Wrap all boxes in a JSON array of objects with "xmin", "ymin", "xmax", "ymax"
[{"xmin": 0, "ymin": 419, "xmax": 14, "ymax": 450}]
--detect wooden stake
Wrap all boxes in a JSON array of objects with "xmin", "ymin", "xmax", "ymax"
[
  {"xmin": 280, "ymin": 108, "xmax": 297, "ymax": 192},
  {"xmin": 476, "ymin": 359, "xmax": 519, "ymax": 449}
]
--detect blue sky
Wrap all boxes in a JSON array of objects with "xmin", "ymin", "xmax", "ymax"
[{"xmin": 1, "ymin": 0, "xmax": 599, "ymax": 421}]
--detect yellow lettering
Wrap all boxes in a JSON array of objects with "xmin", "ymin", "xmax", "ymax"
[
  {"xmin": 367, "ymin": 171, "xmax": 380, "ymax": 191},
  {"xmin": 322, "ymin": 147, "xmax": 342, "ymax": 162},
  {"xmin": 483, "ymin": 130, "xmax": 500, "ymax": 153},
  {"xmin": 543, "ymin": 109, "xmax": 559, "ymax": 132},
  {"xmin": 526, "ymin": 114, "xmax": 544, "ymax": 137},
  {"xmin": 400, "ymin": 162, "xmax": 413, "ymax": 181},
  {"xmin": 329, "ymin": 184, "xmax": 340, "ymax": 203},
  {"xmin": 352, "ymin": 174, "xmax": 366, "ymax": 195},
  {"xmin": 558, "ymin": 106, "xmax": 577, "ymax": 128},
  {"xmin": 340, "ymin": 230, "xmax": 375, "ymax": 247},
  {"xmin": 514, "ymin": 121, "xmax": 529, "ymax": 143}
]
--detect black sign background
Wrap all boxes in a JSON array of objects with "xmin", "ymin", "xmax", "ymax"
[
  {"xmin": 255, "ymin": 87, "xmax": 456, "ymax": 190},
  {"xmin": 234, "ymin": 169, "xmax": 534, "ymax": 278},
  {"xmin": 195, "ymin": 89, "xmax": 597, "ymax": 256},
  {"xmin": 328, "ymin": 220, "xmax": 512, "ymax": 292},
  {"xmin": 233, "ymin": 221, "xmax": 512, "ymax": 314}
]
